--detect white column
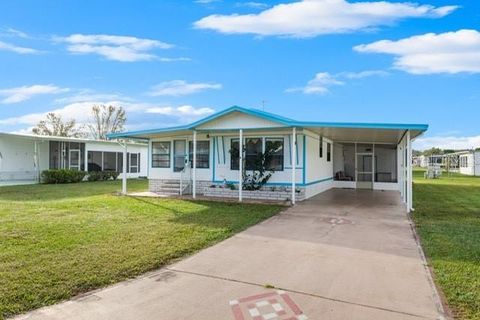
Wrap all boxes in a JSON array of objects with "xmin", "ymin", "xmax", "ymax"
[
  {"xmin": 192, "ymin": 130, "xmax": 197, "ymax": 199},
  {"xmin": 122, "ymin": 141, "xmax": 127, "ymax": 195},
  {"xmin": 239, "ymin": 129, "xmax": 243, "ymax": 202},
  {"xmin": 291, "ymin": 127, "xmax": 296, "ymax": 205},
  {"xmin": 407, "ymin": 130, "xmax": 413, "ymax": 212},
  {"xmin": 84, "ymin": 146, "xmax": 88, "ymax": 172},
  {"xmin": 33, "ymin": 141, "xmax": 40, "ymax": 182}
]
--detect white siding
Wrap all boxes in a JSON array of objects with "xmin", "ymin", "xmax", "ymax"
[
  {"xmin": 304, "ymin": 130, "xmax": 334, "ymax": 198},
  {"xmin": 196, "ymin": 111, "xmax": 283, "ymax": 130}
]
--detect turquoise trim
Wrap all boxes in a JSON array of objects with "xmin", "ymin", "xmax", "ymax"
[
  {"xmin": 304, "ymin": 177, "xmax": 334, "ymax": 186},
  {"xmin": 222, "ymin": 136, "xmax": 226, "ymax": 164},
  {"xmin": 302, "ymin": 135, "xmax": 306, "ymax": 185},
  {"xmin": 212, "ymin": 137, "xmax": 216, "ymax": 182},
  {"xmin": 107, "ymin": 105, "xmax": 429, "ymax": 140},
  {"xmin": 285, "ymin": 166, "xmax": 303, "ymax": 169},
  {"xmin": 216, "ymin": 137, "xmax": 220, "ymax": 164}
]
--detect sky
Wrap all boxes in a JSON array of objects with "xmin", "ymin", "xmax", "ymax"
[{"xmin": 0, "ymin": 0, "xmax": 479, "ymax": 150}]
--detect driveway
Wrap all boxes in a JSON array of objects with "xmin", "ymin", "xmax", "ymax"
[{"xmin": 15, "ymin": 189, "xmax": 445, "ymax": 320}]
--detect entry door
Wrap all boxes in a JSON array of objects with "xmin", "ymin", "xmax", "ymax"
[
  {"xmin": 356, "ymin": 153, "xmax": 373, "ymax": 189},
  {"xmin": 69, "ymin": 149, "xmax": 81, "ymax": 171}
]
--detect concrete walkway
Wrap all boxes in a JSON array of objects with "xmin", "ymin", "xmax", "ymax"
[{"xmin": 14, "ymin": 189, "xmax": 445, "ymax": 320}]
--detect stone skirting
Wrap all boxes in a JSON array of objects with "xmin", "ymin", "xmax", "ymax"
[{"xmin": 149, "ymin": 179, "xmax": 305, "ymax": 201}]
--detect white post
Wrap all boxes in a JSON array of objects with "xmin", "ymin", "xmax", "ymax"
[
  {"xmin": 84, "ymin": 147, "xmax": 88, "ymax": 172},
  {"xmin": 407, "ymin": 130, "xmax": 413, "ymax": 212},
  {"xmin": 122, "ymin": 141, "xmax": 127, "ymax": 195},
  {"xmin": 239, "ymin": 129, "xmax": 243, "ymax": 202},
  {"xmin": 192, "ymin": 130, "xmax": 197, "ymax": 199},
  {"xmin": 33, "ymin": 140, "xmax": 40, "ymax": 182},
  {"xmin": 291, "ymin": 127, "xmax": 296, "ymax": 205}
]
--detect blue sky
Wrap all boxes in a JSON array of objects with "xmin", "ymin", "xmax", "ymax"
[{"xmin": 0, "ymin": 0, "xmax": 479, "ymax": 150}]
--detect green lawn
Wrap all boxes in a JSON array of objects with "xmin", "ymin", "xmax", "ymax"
[
  {"xmin": 413, "ymin": 170, "xmax": 480, "ymax": 319},
  {"xmin": 0, "ymin": 180, "xmax": 282, "ymax": 319}
]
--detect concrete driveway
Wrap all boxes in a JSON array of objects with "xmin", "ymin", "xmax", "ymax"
[{"xmin": 15, "ymin": 189, "xmax": 445, "ymax": 320}]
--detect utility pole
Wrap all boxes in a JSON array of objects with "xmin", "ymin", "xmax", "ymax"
[{"xmin": 261, "ymin": 100, "xmax": 267, "ymax": 111}]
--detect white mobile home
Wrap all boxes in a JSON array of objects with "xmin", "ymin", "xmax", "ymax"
[
  {"xmin": 458, "ymin": 151, "xmax": 480, "ymax": 176},
  {"xmin": 109, "ymin": 106, "xmax": 427, "ymax": 211},
  {"xmin": 0, "ymin": 132, "xmax": 148, "ymax": 185}
]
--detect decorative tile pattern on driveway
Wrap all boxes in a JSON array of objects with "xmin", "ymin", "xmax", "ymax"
[{"xmin": 230, "ymin": 290, "xmax": 308, "ymax": 320}]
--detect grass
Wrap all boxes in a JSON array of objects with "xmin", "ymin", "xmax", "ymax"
[
  {"xmin": 413, "ymin": 169, "xmax": 480, "ymax": 319},
  {"xmin": 0, "ymin": 180, "xmax": 282, "ymax": 319}
]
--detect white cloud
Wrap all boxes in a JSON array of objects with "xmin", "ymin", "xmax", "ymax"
[
  {"xmin": 340, "ymin": 70, "xmax": 390, "ymax": 79},
  {"xmin": 0, "ymin": 85, "xmax": 68, "ymax": 104},
  {"xmin": 286, "ymin": 72, "xmax": 344, "ymax": 94},
  {"xmin": 194, "ymin": 0, "xmax": 457, "ymax": 37},
  {"xmin": 0, "ymin": 40, "xmax": 39, "ymax": 54},
  {"xmin": 149, "ymin": 80, "xmax": 222, "ymax": 96},
  {"xmin": 0, "ymin": 27, "xmax": 30, "ymax": 39},
  {"xmin": 0, "ymin": 100, "xmax": 215, "ymax": 131},
  {"xmin": 414, "ymin": 135, "xmax": 480, "ymax": 150},
  {"xmin": 235, "ymin": 2, "xmax": 269, "ymax": 9},
  {"xmin": 286, "ymin": 69, "xmax": 386, "ymax": 94},
  {"xmin": 56, "ymin": 34, "xmax": 175, "ymax": 62},
  {"xmin": 146, "ymin": 105, "xmax": 215, "ymax": 117},
  {"xmin": 354, "ymin": 29, "xmax": 480, "ymax": 74}
]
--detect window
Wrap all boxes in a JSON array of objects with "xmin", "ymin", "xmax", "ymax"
[
  {"xmin": 230, "ymin": 139, "xmax": 239, "ymax": 170},
  {"xmin": 327, "ymin": 143, "xmax": 331, "ymax": 162},
  {"xmin": 245, "ymin": 138, "xmax": 262, "ymax": 170},
  {"xmin": 88, "ymin": 151, "xmax": 103, "ymax": 171},
  {"xmin": 319, "ymin": 136, "xmax": 323, "ymax": 158},
  {"xmin": 103, "ymin": 152, "xmax": 117, "ymax": 171},
  {"xmin": 189, "ymin": 141, "xmax": 210, "ymax": 168},
  {"xmin": 173, "ymin": 140, "xmax": 186, "ymax": 172},
  {"xmin": 265, "ymin": 138, "xmax": 284, "ymax": 171},
  {"xmin": 152, "ymin": 142, "xmax": 171, "ymax": 168},
  {"xmin": 461, "ymin": 156, "xmax": 468, "ymax": 168},
  {"xmin": 130, "ymin": 153, "xmax": 139, "ymax": 173}
]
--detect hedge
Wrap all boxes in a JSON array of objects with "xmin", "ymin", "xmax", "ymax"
[{"xmin": 41, "ymin": 169, "xmax": 87, "ymax": 184}]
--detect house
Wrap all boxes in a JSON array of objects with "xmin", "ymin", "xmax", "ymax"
[
  {"xmin": 0, "ymin": 132, "xmax": 148, "ymax": 185},
  {"xmin": 108, "ymin": 106, "xmax": 427, "ymax": 211},
  {"xmin": 458, "ymin": 150, "xmax": 480, "ymax": 176}
]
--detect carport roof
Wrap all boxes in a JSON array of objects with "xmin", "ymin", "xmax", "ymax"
[{"xmin": 107, "ymin": 106, "xmax": 428, "ymax": 143}]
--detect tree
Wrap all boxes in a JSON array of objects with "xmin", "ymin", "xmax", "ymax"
[
  {"xmin": 422, "ymin": 147, "xmax": 443, "ymax": 156},
  {"xmin": 88, "ymin": 104, "xmax": 126, "ymax": 140},
  {"xmin": 32, "ymin": 113, "xmax": 84, "ymax": 137}
]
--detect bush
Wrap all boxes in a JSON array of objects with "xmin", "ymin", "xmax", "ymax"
[
  {"xmin": 41, "ymin": 169, "xmax": 87, "ymax": 184},
  {"xmin": 87, "ymin": 171, "xmax": 120, "ymax": 181}
]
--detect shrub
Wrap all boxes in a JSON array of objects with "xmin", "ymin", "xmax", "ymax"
[
  {"xmin": 87, "ymin": 171, "xmax": 120, "ymax": 181},
  {"xmin": 41, "ymin": 169, "xmax": 87, "ymax": 184},
  {"xmin": 87, "ymin": 171, "xmax": 102, "ymax": 182}
]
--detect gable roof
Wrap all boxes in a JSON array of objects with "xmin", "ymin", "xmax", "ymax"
[{"xmin": 107, "ymin": 105, "xmax": 428, "ymax": 140}]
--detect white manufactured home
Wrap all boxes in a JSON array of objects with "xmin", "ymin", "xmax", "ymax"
[
  {"xmin": 458, "ymin": 151, "xmax": 480, "ymax": 176},
  {"xmin": 109, "ymin": 106, "xmax": 428, "ymax": 211},
  {"xmin": 0, "ymin": 132, "xmax": 148, "ymax": 185}
]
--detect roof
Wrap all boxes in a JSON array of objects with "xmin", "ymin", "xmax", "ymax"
[
  {"xmin": 107, "ymin": 105, "xmax": 429, "ymax": 142},
  {"xmin": 0, "ymin": 132, "xmax": 147, "ymax": 146}
]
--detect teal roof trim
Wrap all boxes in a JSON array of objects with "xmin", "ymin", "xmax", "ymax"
[{"xmin": 107, "ymin": 105, "xmax": 428, "ymax": 139}]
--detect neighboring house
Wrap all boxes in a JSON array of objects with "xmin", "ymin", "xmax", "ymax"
[
  {"xmin": 0, "ymin": 132, "xmax": 148, "ymax": 185},
  {"xmin": 458, "ymin": 150, "xmax": 480, "ymax": 176},
  {"xmin": 109, "ymin": 106, "xmax": 427, "ymax": 211}
]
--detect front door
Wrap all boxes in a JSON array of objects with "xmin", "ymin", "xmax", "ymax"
[
  {"xmin": 356, "ymin": 153, "xmax": 373, "ymax": 189},
  {"xmin": 69, "ymin": 149, "xmax": 81, "ymax": 171}
]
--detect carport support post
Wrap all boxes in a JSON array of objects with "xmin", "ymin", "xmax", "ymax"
[
  {"xmin": 239, "ymin": 129, "xmax": 243, "ymax": 202},
  {"xmin": 407, "ymin": 130, "xmax": 413, "ymax": 212},
  {"xmin": 33, "ymin": 140, "xmax": 40, "ymax": 183},
  {"xmin": 291, "ymin": 127, "xmax": 296, "ymax": 205},
  {"xmin": 192, "ymin": 130, "xmax": 197, "ymax": 199},
  {"xmin": 122, "ymin": 140, "xmax": 127, "ymax": 195}
]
